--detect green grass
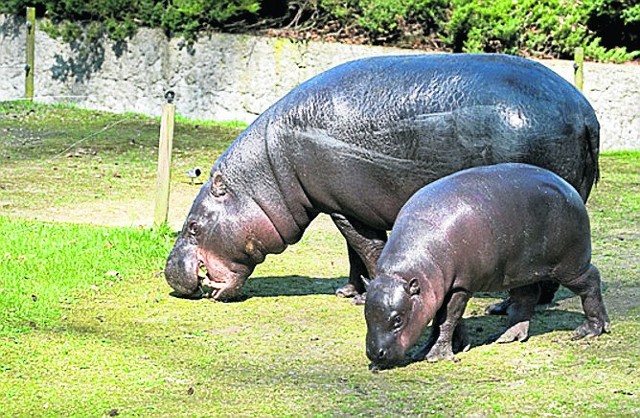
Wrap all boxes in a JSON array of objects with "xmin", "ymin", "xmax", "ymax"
[
  {"xmin": 0, "ymin": 214, "xmax": 638, "ymax": 416},
  {"xmin": 0, "ymin": 101, "xmax": 242, "ymax": 216},
  {"xmin": 0, "ymin": 102, "xmax": 639, "ymax": 416},
  {"xmin": 587, "ymin": 150, "xmax": 640, "ymax": 289},
  {"xmin": 0, "ymin": 218, "xmax": 174, "ymax": 336}
]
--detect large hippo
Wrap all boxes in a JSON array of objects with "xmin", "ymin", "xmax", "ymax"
[
  {"xmin": 365, "ymin": 163, "xmax": 609, "ymax": 370},
  {"xmin": 165, "ymin": 54, "xmax": 599, "ymax": 304}
]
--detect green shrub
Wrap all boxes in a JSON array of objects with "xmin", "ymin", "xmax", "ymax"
[
  {"xmin": 161, "ymin": 0, "xmax": 261, "ymax": 38},
  {"xmin": 0, "ymin": 1, "xmax": 637, "ymax": 62},
  {"xmin": 445, "ymin": 0, "xmax": 520, "ymax": 54},
  {"xmin": 316, "ymin": 0, "xmax": 448, "ymax": 42},
  {"xmin": 445, "ymin": 0, "xmax": 638, "ymax": 62},
  {"xmin": 587, "ymin": 0, "xmax": 639, "ymax": 53},
  {"xmin": 359, "ymin": 0, "xmax": 447, "ymax": 34},
  {"xmin": 312, "ymin": 0, "xmax": 638, "ymax": 60},
  {"xmin": 0, "ymin": 0, "xmax": 262, "ymax": 40}
]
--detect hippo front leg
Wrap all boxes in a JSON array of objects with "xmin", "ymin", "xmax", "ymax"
[
  {"xmin": 330, "ymin": 214, "xmax": 387, "ymax": 304},
  {"xmin": 414, "ymin": 290, "xmax": 471, "ymax": 363}
]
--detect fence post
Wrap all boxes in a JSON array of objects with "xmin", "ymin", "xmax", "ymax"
[
  {"xmin": 574, "ymin": 47, "xmax": 584, "ymax": 92},
  {"xmin": 154, "ymin": 91, "xmax": 176, "ymax": 227},
  {"xmin": 25, "ymin": 6, "xmax": 35, "ymax": 100}
]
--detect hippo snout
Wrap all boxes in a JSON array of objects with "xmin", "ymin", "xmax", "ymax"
[
  {"xmin": 164, "ymin": 242, "xmax": 201, "ymax": 297},
  {"xmin": 367, "ymin": 347, "xmax": 405, "ymax": 370},
  {"xmin": 164, "ymin": 257, "xmax": 200, "ymax": 297},
  {"xmin": 367, "ymin": 346, "xmax": 388, "ymax": 364},
  {"xmin": 366, "ymin": 335, "xmax": 406, "ymax": 369}
]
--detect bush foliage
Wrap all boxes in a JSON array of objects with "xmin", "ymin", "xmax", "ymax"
[
  {"xmin": 445, "ymin": 0, "xmax": 639, "ymax": 62},
  {"xmin": 1, "ymin": 0, "xmax": 637, "ymax": 62}
]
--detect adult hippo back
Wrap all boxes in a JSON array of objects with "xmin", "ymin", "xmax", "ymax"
[{"xmin": 165, "ymin": 53, "xmax": 599, "ymax": 302}]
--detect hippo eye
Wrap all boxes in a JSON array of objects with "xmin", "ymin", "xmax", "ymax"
[{"xmin": 188, "ymin": 221, "xmax": 200, "ymax": 236}]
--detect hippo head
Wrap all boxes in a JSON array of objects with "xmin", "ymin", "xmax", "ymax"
[
  {"xmin": 165, "ymin": 172, "xmax": 284, "ymax": 301},
  {"xmin": 365, "ymin": 275, "xmax": 426, "ymax": 369}
]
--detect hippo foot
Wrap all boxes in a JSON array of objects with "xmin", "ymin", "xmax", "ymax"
[
  {"xmin": 413, "ymin": 341, "xmax": 458, "ymax": 363},
  {"xmin": 425, "ymin": 343, "xmax": 459, "ymax": 363},
  {"xmin": 336, "ymin": 283, "xmax": 361, "ymax": 299},
  {"xmin": 572, "ymin": 319, "xmax": 610, "ymax": 340},
  {"xmin": 484, "ymin": 297, "xmax": 511, "ymax": 316},
  {"xmin": 351, "ymin": 292, "xmax": 367, "ymax": 305},
  {"xmin": 491, "ymin": 321, "xmax": 530, "ymax": 344}
]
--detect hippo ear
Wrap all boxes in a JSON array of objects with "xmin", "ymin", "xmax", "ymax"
[
  {"xmin": 361, "ymin": 275, "xmax": 371, "ymax": 290},
  {"xmin": 406, "ymin": 278, "xmax": 420, "ymax": 296},
  {"xmin": 211, "ymin": 172, "xmax": 227, "ymax": 197}
]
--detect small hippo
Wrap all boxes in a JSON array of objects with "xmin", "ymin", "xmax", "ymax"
[{"xmin": 365, "ymin": 163, "xmax": 609, "ymax": 369}]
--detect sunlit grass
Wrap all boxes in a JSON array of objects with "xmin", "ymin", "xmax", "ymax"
[
  {"xmin": 0, "ymin": 217, "xmax": 174, "ymax": 336},
  {"xmin": 0, "ymin": 102, "xmax": 638, "ymax": 416}
]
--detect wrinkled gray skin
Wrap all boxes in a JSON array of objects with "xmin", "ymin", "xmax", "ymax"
[
  {"xmin": 365, "ymin": 163, "xmax": 610, "ymax": 370},
  {"xmin": 165, "ymin": 54, "xmax": 600, "ymax": 303}
]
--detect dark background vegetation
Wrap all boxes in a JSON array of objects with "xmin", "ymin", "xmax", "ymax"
[{"xmin": 1, "ymin": 0, "xmax": 638, "ymax": 62}]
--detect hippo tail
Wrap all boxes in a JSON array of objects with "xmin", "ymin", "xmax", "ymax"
[{"xmin": 579, "ymin": 111, "xmax": 600, "ymax": 202}]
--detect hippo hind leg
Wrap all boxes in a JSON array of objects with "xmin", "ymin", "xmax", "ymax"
[
  {"xmin": 336, "ymin": 246, "xmax": 368, "ymax": 301},
  {"xmin": 492, "ymin": 283, "xmax": 540, "ymax": 344},
  {"xmin": 331, "ymin": 214, "xmax": 387, "ymax": 304},
  {"xmin": 413, "ymin": 290, "xmax": 471, "ymax": 363},
  {"xmin": 561, "ymin": 264, "xmax": 610, "ymax": 339},
  {"xmin": 537, "ymin": 280, "xmax": 560, "ymax": 305},
  {"xmin": 485, "ymin": 280, "xmax": 560, "ymax": 316}
]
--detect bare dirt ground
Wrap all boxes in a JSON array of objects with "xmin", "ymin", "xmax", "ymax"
[
  {"xmin": 10, "ymin": 182, "xmax": 199, "ymax": 230},
  {"xmin": 10, "ymin": 180, "xmax": 336, "ymax": 233}
]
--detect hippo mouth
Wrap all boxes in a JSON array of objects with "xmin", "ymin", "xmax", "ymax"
[
  {"xmin": 165, "ymin": 238, "xmax": 249, "ymax": 301},
  {"xmin": 196, "ymin": 260, "xmax": 227, "ymax": 298},
  {"xmin": 194, "ymin": 250, "xmax": 247, "ymax": 301}
]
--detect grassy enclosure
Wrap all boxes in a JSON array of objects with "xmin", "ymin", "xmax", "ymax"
[{"xmin": 0, "ymin": 102, "xmax": 638, "ymax": 416}]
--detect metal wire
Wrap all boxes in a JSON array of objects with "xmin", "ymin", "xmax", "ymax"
[
  {"xmin": 8, "ymin": 95, "xmax": 91, "ymax": 100},
  {"xmin": 47, "ymin": 114, "xmax": 134, "ymax": 162}
]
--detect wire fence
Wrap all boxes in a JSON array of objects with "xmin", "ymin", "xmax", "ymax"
[
  {"xmin": 1, "ymin": 59, "xmax": 91, "ymax": 102},
  {"xmin": 46, "ymin": 115, "xmax": 133, "ymax": 162},
  {"xmin": 0, "ymin": 64, "xmax": 26, "ymax": 69},
  {"xmin": 4, "ymin": 95, "xmax": 91, "ymax": 101},
  {"xmin": 0, "ymin": 111, "xmax": 140, "ymax": 234},
  {"xmin": 0, "ymin": 38, "xmax": 158, "ymax": 163},
  {"xmin": 0, "ymin": 103, "xmax": 176, "ymax": 231}
]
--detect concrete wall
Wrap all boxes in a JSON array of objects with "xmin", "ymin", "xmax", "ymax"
[{"xmin": 1, "ymin": 15, "xmax": 638, "ymax": 150}]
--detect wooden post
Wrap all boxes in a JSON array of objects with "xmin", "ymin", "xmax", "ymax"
[
  {"xmin": 574, "ymin": 47, "xmax": 584, "ymax": 92},
  {"xmin": 154, "ymin": 91, "xmax": 176, "ymax": 227},
  {"xmin": 25, "ymin": 7, "xmax": 35, "ymax": 100}
]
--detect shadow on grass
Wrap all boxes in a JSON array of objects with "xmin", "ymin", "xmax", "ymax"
[
  {"xmin": 398, "ymin": 308, "xmax": 586, "ymax": 365},
  {"xmin": 244, "ymin": 276, "xmax": 346, "ymax": 297},
  {"xmin": 243, "ymin": 278, "xmax": 580, "ymax": 307},
  {"xmin": 469, "ymin": 308, "xmax": 584, "ymax": 345},
  {"xmin": 168, "ymin": 276, "xmax": 348, "ymax": 301},
  {"xmin": 168, "ymin": 276, "xmax": 585, "ymax": 307}
]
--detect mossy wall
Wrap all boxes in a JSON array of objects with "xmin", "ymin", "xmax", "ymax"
[{"xmin": 0, "ymin": 14, "xmax": 637, "ymax": 150}]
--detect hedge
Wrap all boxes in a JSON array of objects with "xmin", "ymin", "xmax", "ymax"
[{"xmin": 1, "ymin": 0, "xmax": 637, "ymax": 62}]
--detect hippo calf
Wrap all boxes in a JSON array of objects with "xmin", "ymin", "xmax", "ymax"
[{"xmin": 365, "ymin": 163, "xmax": 609, "ymax": 369}]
